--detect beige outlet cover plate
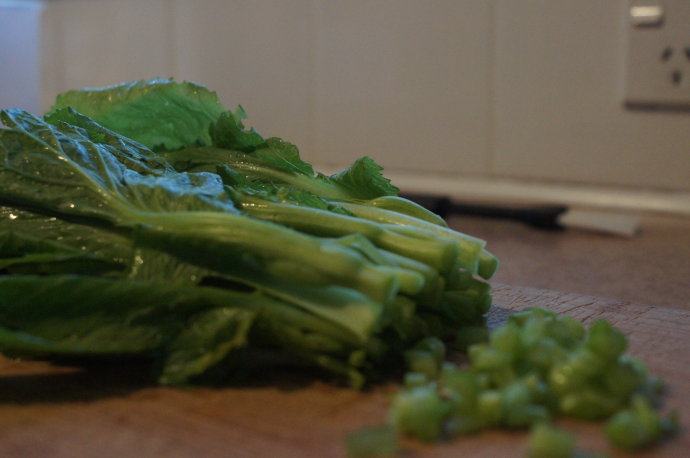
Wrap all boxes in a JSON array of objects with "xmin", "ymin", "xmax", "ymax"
[{"xmin": 624, "ymin": 0, "xmax": 690, "ymax": 108}]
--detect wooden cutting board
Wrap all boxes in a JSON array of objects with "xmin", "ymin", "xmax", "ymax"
[{"xmin": 0, "ymin": 284, "xmax": 687, "ymax": 457}]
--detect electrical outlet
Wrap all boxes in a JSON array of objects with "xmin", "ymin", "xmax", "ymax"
[{"xmin": 624, "ymin": 0, "xmax": 690, "ymax": 109}]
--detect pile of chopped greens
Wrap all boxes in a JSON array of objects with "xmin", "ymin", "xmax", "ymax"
[
  {"xmin": 0, "ymin": 78, "xmax": 498, "ymax": 387},
  {"xmin": 348, "ymin": 308, "xmax": 678, "ymax": 457}
]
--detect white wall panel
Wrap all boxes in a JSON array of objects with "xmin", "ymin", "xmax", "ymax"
[
  {"xmin": 493, "ymin": 0, "xmax": 690, "ymax": 191},
  {"xmin": 0, "ymin": 1, "xmax": 42, "ymax": 114},
  {"xmin": 312, "ymin": 1, "xmax": 491, "ymax": 174},
  {"xmin": 39, "ymin": 0, "xmax": 175, "ymax": 110}
]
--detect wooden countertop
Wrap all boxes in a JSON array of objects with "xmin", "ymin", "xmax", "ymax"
[
  {"xmin": 451, "ymin": 213, "xmax": 690, "ymax": 310},
  {"xmin": 0, "ymin": 284, "xmax": 687, "ymax": 457}
]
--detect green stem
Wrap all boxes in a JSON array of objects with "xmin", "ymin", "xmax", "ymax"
[
  {"xmin": 332, "ymin": 235, "xmax": 428, "ymax": 296},
  {"xmin": 385, "ymin": 225, "xmax": 480, "ymax": 274},
  {"xmin": 128, "ymin": 210, "xmax": 397, "ymax": 303},
  {"xmin": 367, "ymin": 196, "xmax": 448, "ymax": 227},
  {"xmin": 338, "ymin": 202, "xmax": 485, "ymax": 273},
  {"xmin": 238, "ymin": 200, "xmax": 457, "ymax": 273},
  {"xmin": 338, "ymin": 202, "xmax": 486, "ymax": 247},
  {"xmin": 478, "ymin": 249, "xmax": 499, "ymax": 280}
]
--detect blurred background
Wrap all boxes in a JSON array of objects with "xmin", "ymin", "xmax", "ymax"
[{"xmin": 1, "ymin": 0, "xmax": 689, "ymax": 306}]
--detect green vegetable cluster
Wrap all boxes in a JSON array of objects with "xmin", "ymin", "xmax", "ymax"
[
  {"xmin": 375, "ymin": 308, "xmax": 677, "ymax": 455},
  {"xmin": 0, "ymin": 78, "xmax": 498, "ymax": 387}
]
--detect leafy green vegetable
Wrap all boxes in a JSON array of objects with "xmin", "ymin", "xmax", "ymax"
[
  {"xmin": 47, "ymin": 78, "xmax": 225, "ymax": 150},
  {"xmin": 0, "ymin": 78, "xmax": 501, "ymax": 390},
  {"xmin": 527, "ymin": 423, "xmax": 575, "ymax": 458},
  {"xmin": 0, "ymin": 206, "xmax": 130, "ymax": 262}
]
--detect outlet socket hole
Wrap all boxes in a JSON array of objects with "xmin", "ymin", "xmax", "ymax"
[
  {"xmin": 671, "ymin": 69, "xmax": 682, "ymax": 85},
  {"xmin": 661, "ymin": 46, "xmax": 673, "ymax": 61},
  {"xmin": 685, "ymin": 46, "xmax": 690, "ymax": 61}
]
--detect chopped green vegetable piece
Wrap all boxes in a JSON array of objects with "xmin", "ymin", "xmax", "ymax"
[
  {"xmin": 602, "ymin": 358, "xmax": 646, "ymax": 401},
  {"xmin": 585, "ymin": 320, "xmax": 627, "ymax": 361},
  {"xmin": 468, "ymin": 344, "xmax": 511, "ymax": 372},
  {"xmin": 558, "ymin": 389, "xmax": 619, "ymax": 420},
  {"xmin": 527, "ymin": 423, "xmax": 575, "ymax": 458},
  {"xmin": 605, "ymin": 396, "xmax": 678, "ymax": 450},
  {"xmin": 445, "ymin": 412, "xmax": 484, "ymax": 436},
  {"xmin": 490, "ymin": 321, "xmax": 521, "ymax": 357},
  {"xmin": 477, "ymin": 390, "xmax": 502, "ymax": 426},
  {"xmin": 405, "ymin": 350, "xmax": 440, "ymax": 380},
  {"xmin": 404, "ymin": 372, "xmax": 428, "ymax": 388},
  {"xmin": 440, "ymin": 365, "xmax": 480, "ymax": 408},
  {"xmin": 500, "ymin": 382, "xmax": 532, "ymax": 423},
  {"xmin": 477, "ymin": 249, "xmax": 499, "ymax": 280},
  {"xmin": 523, "ymin": 338, "xmax": 567, "ymax": 376},
  {"xmin": 550, "ymin": 315, "xmax": 585, "ymax": 349},
  {"xmin": 549, "ymin": 349, "xmax": 604, "ymax": 395},
  {"xmin": 389, "ymin": 384, "xmax": 451, "ymax": 442},
  {"xmin": 413, "ymin": 337, "xmax": 446, "ymax": 364}
]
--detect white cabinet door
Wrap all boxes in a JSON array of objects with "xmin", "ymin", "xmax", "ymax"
[{"xmin": 312, "ymin": 1, "xmax": 492, "ymax": 175}]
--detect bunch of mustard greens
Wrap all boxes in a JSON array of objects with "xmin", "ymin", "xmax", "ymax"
[{"xmin": 0, "ymin": 79, "xmax": 497, "ymax": 387}]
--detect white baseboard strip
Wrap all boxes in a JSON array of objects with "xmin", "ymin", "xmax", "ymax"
[{"xmin": 316, "ymin": 165, "xmax": 690, "ymax": 216}]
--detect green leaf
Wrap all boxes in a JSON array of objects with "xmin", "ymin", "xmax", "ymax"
[
  {"xmin": 159, "ymin": 307, "xmax": 255, "ymax": 385},
  {"xmin": 47, "ymin": 78, "xmax": 225, "ymax": 150},
  {"xmin": 253, "ymin": 137, "xmax": 314, "ymax": 176},
  {"xmin": 0, "ymin": 225, "xmax": 79, "ymax": 258},
  {"xmin": 0, "ymin": 205, "xmax": 133, "ymax": 267},
  {"xmin": 1, "ymin": 109, "xmax": 238, "ymax": 220},
  {"xmin": 210, "ymin": 106, "xmax": 265, "ymax": 152},
  {"xmin": 0, "ymin": 275, "xmax": 268, "ymax": 359},
  {"xmin": 160, "ymin": 146, "xmax": 353, "ymax": 200},
  {"xmin": 44, "ymin": 104, "xmax": 169, "ymax": 171},
  {"xmin": 0, "ymin": 275, "xmax": 369, "ymax": 384},
  {"xmin": 329, "ymin": 157, "xmax": 399, "ymax": 199},
  {"xmin": 0, "ymin": 252, "xmax": 122, "ymax": 276},
  {"xmin": 0, "ymin": 276, "xmax": 189, "ymax": 356}
]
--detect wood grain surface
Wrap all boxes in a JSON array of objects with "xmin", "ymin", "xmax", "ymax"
[{"xmin": 0, "ymin": 284, "xmax": 687, "ymax": 457}]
